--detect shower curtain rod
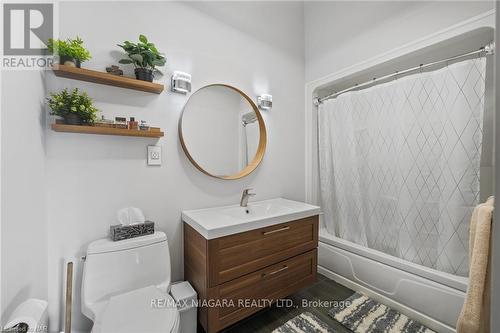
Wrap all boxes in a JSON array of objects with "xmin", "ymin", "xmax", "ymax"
[{"xmin": 314, "ymin": 43, "xmax": 494, "ymax": 105}]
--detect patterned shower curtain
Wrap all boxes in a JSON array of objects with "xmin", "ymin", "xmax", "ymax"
[{"xmin": 318, "ymin": 58, "xmax": 486, "ymax": 276}]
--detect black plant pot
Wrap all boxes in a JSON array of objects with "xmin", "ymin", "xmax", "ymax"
[
  {"xmin": 59, "ymin": 55, "xmax": 81, "ymax": 68},
  {"xmin": 135, "ymin": 68, "xmax": 154, "ymax": 82},
  {"xmin": 64, "ymin": 113, "xmax": 83, "ymax": 125}
]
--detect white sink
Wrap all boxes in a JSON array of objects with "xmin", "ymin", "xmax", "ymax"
[
  {"xmin": 221, "ymin": 201, "xmax": 291, "ymax": 220},
  {"xmin": 182, "ymin": 198, "xmax": 321, "ymax": 239}
]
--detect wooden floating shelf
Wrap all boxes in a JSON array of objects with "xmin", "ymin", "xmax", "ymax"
[
  {"xmin": 52, "ymin": 65, "xmax": 164, "ymax": 94},
  {"xmin": 51, "ymin": 124, "xmax": 164, "ymax": 138}
]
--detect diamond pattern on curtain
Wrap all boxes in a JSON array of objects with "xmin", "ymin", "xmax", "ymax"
[{"xmin": 318, "ymin": 57, "xmax": 486, "ymax": 276}]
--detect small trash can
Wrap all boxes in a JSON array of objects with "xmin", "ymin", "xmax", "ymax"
[
  {"xmin": 170, "ymin": 281, "xmax": 197, "ymax": 333},
  {"xmin": 3, "ymin": 299, "xmax": 48, "ymax": 333}
]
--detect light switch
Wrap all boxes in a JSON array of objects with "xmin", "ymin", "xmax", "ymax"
[{"xmin": 148, "ymin": 145, "xmax": 162, "ymax": 166}]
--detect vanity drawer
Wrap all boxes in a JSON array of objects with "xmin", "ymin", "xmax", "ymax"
[
  {"xmin": 208, "ymin": 215, "xmax": 318, "ymax": 285},
  {"xmin": 209, "ymin": 249, "xmax": 317, "ymax": 331}
]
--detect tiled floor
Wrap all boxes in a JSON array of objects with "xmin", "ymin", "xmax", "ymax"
[{"xmin": 203, "ymin": 274, "xmax": 355, "ymax": 333}]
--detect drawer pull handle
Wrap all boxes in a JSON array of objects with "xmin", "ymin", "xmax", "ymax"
[
  {"xmin": 263, "ymin": 265, "xmax": 288, "ymax": 277},
  {"xmin": 263, "ymin": 226, "xmax": 290, "ymax": 236}
]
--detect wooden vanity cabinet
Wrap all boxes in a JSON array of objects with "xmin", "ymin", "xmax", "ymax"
[{"xmin": 184, "ymin": 215, "xmax": 319, "ymax": 333}]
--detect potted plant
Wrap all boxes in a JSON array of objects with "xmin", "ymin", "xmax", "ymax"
[
  {"xmin": 47, "ymin": 88, "xmax": 99, "ymax": 125},
  {"xmin": 47, "ymin": 37, "xmax": 92, "ymax": 68},
  {"xmin": 117, "ymin": 35, "xmax": 166, "ymax": 82}
]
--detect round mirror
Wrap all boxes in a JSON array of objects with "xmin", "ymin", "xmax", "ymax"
[{"xmin": 179, "ymin": 84, "xmax": 267, "ymax": 180}]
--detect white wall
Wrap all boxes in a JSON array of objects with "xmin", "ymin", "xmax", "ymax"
[
  {"xmin": 45, "ymin": 2, "xmax": 304, "ymax": 332},
  {"xmin": 304, "ymin": 1, "xmax": 495, "ymax": 82},
  {"xmin": 1, "ymin": 71, "xmax": 48, "ymax": 324}
]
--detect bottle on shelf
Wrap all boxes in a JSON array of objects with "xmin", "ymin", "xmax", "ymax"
[{"xmin": 128, "ymin": 117, "xmax": 139, "ymax": 130}]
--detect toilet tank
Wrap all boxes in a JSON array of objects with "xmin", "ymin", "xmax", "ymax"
[{"xmin": 81, "ymin": 232, "xmax": 171, "ymax": 319}]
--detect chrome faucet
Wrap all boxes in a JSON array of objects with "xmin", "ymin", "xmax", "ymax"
[{"xmin": 240, "ymin": 188, "xmax": 256, "ymax": 207}]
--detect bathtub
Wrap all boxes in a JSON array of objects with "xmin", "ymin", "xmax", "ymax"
[{"xmin": 318, "ymin": 228, "xmax": 467, "ymax": 333}]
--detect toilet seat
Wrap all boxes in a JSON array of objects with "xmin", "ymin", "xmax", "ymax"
[{"xmin": 92, "ymin": 286, "xmax": 180, "ymax": 333}]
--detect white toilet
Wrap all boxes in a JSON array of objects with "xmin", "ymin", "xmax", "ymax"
[{"xmin": 82, "ymin": 232, "xmax": 181, "ymax": 333}]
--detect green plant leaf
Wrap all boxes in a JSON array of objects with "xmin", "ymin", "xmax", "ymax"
[
  {"xmin": 152, "ymin": 59, "xmax": 165, "ymax": 66},
  {"xmin": 46, "ymin": 88, "xmax": 99, "ymax": 123},
  {"xmin": 48, "ymin": 37, "xmax": 91, "ymax": 62},
  {"xmin": 130, "ymin": 53, "xmax": 143, "ymax": 63},
  {"xmin": 118, "ymin": 59, "xmax": 133, "ymax": 64},
  {"xmin": 148, "ymin": 44, "xmax": 158, "ymax": 53},
  {"xmin": 117, "ymin": 35, "xmax": 165, "ymax": 70}
]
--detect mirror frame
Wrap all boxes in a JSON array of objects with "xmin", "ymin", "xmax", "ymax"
[{"xmin": 179, "ymin": 84, "xmax": 267, "ymax": 180}]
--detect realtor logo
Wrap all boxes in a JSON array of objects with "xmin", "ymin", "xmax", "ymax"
[
  {"xmin": 3, "ymin": 3, "xmax": 53, "ymax": 55},
  {"xmin": 2, "ymin": 3, "xmax": 54, "ymax": 69}
]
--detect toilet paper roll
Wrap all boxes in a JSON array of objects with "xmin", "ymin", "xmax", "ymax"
[{"xmin": 3, "ymin": 298, "xmax": 48, "ymax": 332}]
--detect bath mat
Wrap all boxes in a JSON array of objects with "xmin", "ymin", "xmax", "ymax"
[
  {"xmin": 329, "ymin": 293, "xmax": 435, "ymax": 333},
  {"xmin": 272, "ymin": 312, "xmax": 335, "ymax": 333}
]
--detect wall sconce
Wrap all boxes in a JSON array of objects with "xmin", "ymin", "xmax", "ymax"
[
  {"xmin": 171, "ymin": 71, "xmax": 192, "ymax": 94},
  {"xmin": 257, "ymin": 94, "xmax": 272, "ymax": 110}
]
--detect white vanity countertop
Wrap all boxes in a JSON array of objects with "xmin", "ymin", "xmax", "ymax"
[{"xmin": 182, "ymin": 198, "xmax": 321, "ymax": 239}]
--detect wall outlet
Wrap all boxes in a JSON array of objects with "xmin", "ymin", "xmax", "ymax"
[{"xmin": 147, "ymin": 145, "xmax": 162, "ymax": 166}]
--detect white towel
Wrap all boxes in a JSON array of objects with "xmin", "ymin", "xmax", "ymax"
[{"xmin": 457, "ymin": 196, "xmax": 494, "ymax": 333}]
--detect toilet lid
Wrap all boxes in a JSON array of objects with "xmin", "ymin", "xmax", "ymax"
[{"xmin": 100, "ymin": 286, "xmax": 179, "ymax": 333}]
